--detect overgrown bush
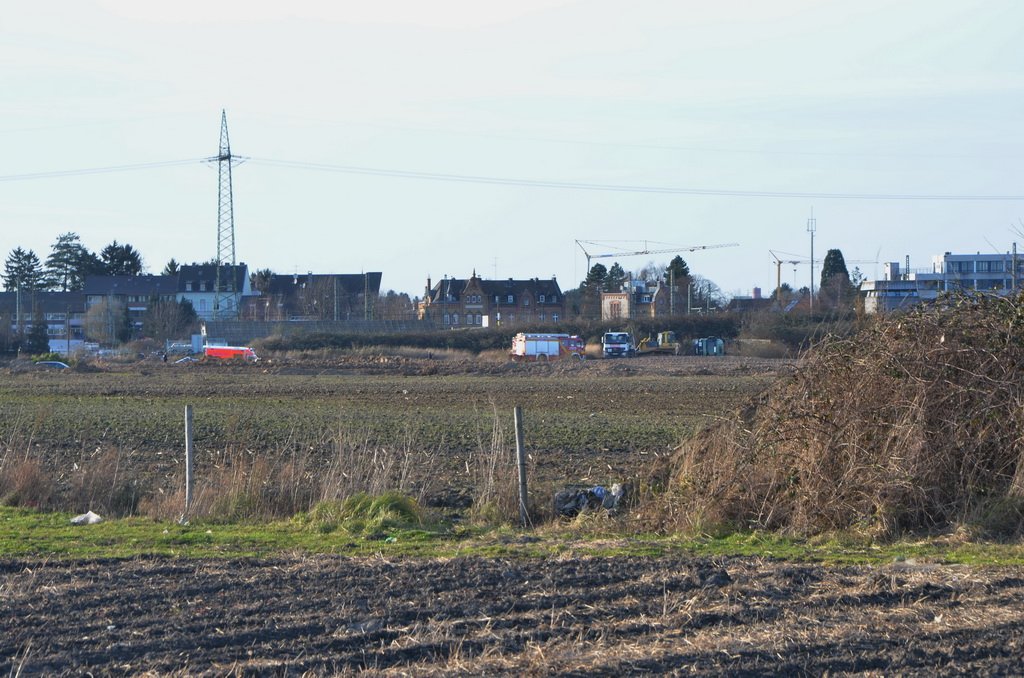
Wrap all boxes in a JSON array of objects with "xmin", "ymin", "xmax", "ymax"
[{"xmin": 650, "ymin": 292, "xmax": 1024, "ymax": 539}]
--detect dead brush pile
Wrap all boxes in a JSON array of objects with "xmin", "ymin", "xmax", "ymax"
[{"xmin": 651, "ymin": 293, "xmax": 1024, "ymax": 538}]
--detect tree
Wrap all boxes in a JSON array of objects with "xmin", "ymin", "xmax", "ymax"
[
  {"xmin": 849, "ymin": 266, "xmax": 865, "ymax": 288},
  {"xmin": 250, "ymin": 268, "xmax": 273, "ymax": 293},
  {"xmin": 23, "ymin": 309, "xmax": 51, "ymax": 355},
  {"xmin": 820, "ymin": 249, "xmax": 855, "ymax": 310},
  {"xmin": 582, "ymin": 263, "xmax": 608, "ymax": 291},
  {"xmin": 3, "ymin": 247, "xmax": 45, "ymax": 292},
  {"xmin": 635, "ymin": 260, "xmax": 666, "ymax": 282},
  {"xmin": 84, "ymin": 297, "xmax": 131, "ymax": 345},
  {"xmin": 689, "ymin": 275, "xmax": 727, "ymax": 312},
  {"xmin": 665, "ymin": 255, "xmax": 690, "ymax": 283},
  {"xmin": 606, "ymin": 262, "xmax": 627, "ymax": 292},
  {"xmin": 44, "ymin": 232, "xmax": 98, "ymax": 291},
  {"xmin": 100, "ymin": 241, "xmax": 144, "ymax": 276},
  {"xmin": 142, "ymin": 299, "xmax": 197, "ymax": 341},
  {"xmin": 377, "ymin": 290, "xmax": 415, "ymax": 321},
  {"xmin": 162, "ymin": 258, "xmax": 180, "ymax": 276},
  {"xmin": 769, "ymin": 282, "xmax": 795, "ymax": 303},
  {"xmin": 820, "ymin": 249, "xmax": 850, "ymax": 290},
  {"xmin": 577, "ymin": 263, "xmax": 608, "ymax": 319}
]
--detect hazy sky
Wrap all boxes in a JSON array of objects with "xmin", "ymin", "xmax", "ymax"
[{"xmin": 2, "ymin": 0, "xmax": 1022, "ymax": 298}]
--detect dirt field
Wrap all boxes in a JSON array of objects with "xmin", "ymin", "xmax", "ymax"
[
  {"xmin": 2, "ymin": 553, "xmax": 1023, "ymax": 675},
  {"xmin": 7, "ymin": 353, "xmax": 1024, "ymax": 674},
  {"xmin": 0, "ymin": 353, "xmax": 787, "ymax": 513}
]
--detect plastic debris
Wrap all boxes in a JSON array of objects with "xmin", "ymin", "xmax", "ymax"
[
  {"xmin": 553, "ymin": 483, "xmax": 631, "ymax": 518},
  {"xmin": 70, "ymin": 510, "xmax": 103, "ymax": 525}
]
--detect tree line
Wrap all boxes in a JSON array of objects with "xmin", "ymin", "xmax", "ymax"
[{"xmin": 3, "ymin": 233, "xmax": 145, "ymax": 292}]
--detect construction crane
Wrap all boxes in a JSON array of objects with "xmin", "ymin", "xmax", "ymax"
[
  {"xmin": 576, "ymin": 240, "xmax": 739, "ymax": 272},
  {"xmin": 770, "ymin": 250, "xmax": 877, "ymax": 307}
]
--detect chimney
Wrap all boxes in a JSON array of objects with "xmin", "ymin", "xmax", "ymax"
[{"xmin": 753, "ymin": 287, "xmax": 762, "ymax": 299}]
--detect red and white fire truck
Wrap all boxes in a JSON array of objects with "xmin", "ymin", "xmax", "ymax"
[{"xmin": 509, "ymin": 333, "xmax": 585, "ymax": 362}]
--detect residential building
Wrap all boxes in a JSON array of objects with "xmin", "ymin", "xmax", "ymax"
[
  {"xmin": 83, "ymin": 275, "xmax": 178, "ymax": 335},
  {"xmin": 418, "ymin": 272, "xmax": 565, "ymax": 327},
  {"xmin": 0, "ymin": 290, "xmax": 88, "ymax": 351},
  {"xmin": 177, "ymin": 263, "xmax": 252, "ymax": 321},
  {"xmin": 861, "ymin": 252, "xmax": 1024, "ymax": 314},
  {"xmin": 600, "ymin": 279, "xmax": 683, "ymax": 320},
  {"xmin": 240, "ymin": 272, "xmax": 383, "ymax": 321}
]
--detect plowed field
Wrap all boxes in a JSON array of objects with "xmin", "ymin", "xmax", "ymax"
[{"xmin": 3, "ymin": 554, "xmax": 1022, "ymax": 675}]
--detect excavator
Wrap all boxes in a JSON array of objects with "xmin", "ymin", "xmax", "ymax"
[{"xmin": 637, "ymin": 331, "xmax": 682, "ymax": 355}]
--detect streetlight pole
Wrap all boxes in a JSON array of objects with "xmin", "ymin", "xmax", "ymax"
[{"xmin": 807, "ymin": 209, "xmax": 817, "ymax": 313}]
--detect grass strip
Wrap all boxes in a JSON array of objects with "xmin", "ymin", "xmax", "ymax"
[{"xmin": 3, "ymin": 507, "xmax": 1024, "ymax": 565}]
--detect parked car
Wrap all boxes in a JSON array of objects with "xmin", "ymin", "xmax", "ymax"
[{"xmin": 34, "ymin": 360, "xmax": 70, "ymax": 370}]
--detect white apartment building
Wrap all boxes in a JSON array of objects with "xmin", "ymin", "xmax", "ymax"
[{"xmin": 861, "ymin": 251, "xmax": 1024, "ymax": 314}]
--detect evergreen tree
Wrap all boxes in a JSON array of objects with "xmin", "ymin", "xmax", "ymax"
[
  {"xmin": 820, "ymin": 249, "xmax": 850, "ymax": 290},
  {"xmin": 100, "ymin": 241, "xmax": 144, "ymax": 276},
  {"xmin": 162, "ymin": 258, "xmax": 180, "ymax": 276},
  {"xmin": 578, "ymin": 263, "xmax": 608, "ymax": 319},
  {"xmin": 665, "ymin": 255, "xmax": 690, "ymax": 283},
  {"xmin": 3, "ymin": 247, "xmax": 45, "ymax": 292},
  {"xmin": 820, "ymin": 249, "xmax": 855, "ymax": 310},
  {"xmin": 23, "ymin": 309, "xmax": 51, "ymax": 355},
  {"xmin": 582, "ymin": 263, "xmax": 608, "ymax": 291},
  {"xmin": 606, "ymin": 262, "xmax": 627, "ymax": 292},
  {"xmin": 250, "ymin": 268, "xmax": 274, "ymax": 293},
  {"xmin": 44, "ymin": 232, "xmax": 102, "ymax": 291}
]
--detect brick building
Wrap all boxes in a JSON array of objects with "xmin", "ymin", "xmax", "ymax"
[{"xmin": 419, "ymin": 272, "xmax": 566, "ymax": 327}]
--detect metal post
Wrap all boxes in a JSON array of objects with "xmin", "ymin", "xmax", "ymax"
[
  {"xmin": 807, "ymin": 209, "xmax": 817, "ymax": 313},
  {"xmin": 184, "ymin": 405, "xmax": 194, "ymax": 521},
  {"xmin": 514, "ymin": 405, "xmax": 529, "ymax": 527}
]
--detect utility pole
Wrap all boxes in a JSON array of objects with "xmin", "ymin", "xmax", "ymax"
[
  {"xmin": 1013, "ymin": 242, "xmax": 1018, "ymax": 291},
  {"xmin": 807, "ymin": 209, "xmax": 817, "ymax": 313},
  {"xmin": 669, "ymin": 267, "xmax": 675, "ymax": 315}
]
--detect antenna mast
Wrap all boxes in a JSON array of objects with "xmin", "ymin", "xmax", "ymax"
[{"xmin": 212, "ymin": 110, "xmax": 238, "ymax": 319}]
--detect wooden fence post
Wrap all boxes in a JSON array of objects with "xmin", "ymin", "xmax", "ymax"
[
  {"xmin": 184, "ymin": 404, "xmax": 194, "ymax": 521},
  {"xmin": 514, "ymin": 405, "xmax": 529, "ymax": 527}
]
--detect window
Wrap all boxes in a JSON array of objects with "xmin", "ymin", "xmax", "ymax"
[
  {"xmin": 523, "ymin": 297, "xmax": 529, "ymax": 306},
  {"xmin": 539, "ymin": 312, "xmax": 546, "ymax": 321},
  {"xmin": 452, "ymin": 313, "xmax": 459, "ymax": 325},
  {"xmin": 552, "ymin": 313, "xmax": 559, "ymax": 322},
  {"xmin": 186, "ymin": 282, "xmax": 193, "ymax": 291},
  {"xmin": 494, "ymin": 295, "xmax": 499, "ymax": 304},
  {"xmin": 539, "ymin": 294, "xmax": 546, "ymax": 303},
  {"xmin": 443, "ymin": 313, "xmax": 450, "ymax": 325},
  {"xmin": 199, "ymin": 299, "xmax": 207, "ymax": 312},
  {"xmin": 641, "ymin": 295, "xmax": 652, "ymax": 303},
  {"xmin": 507, "ymin": 295, "xmax": 513, "ymax": 303},
  {"xmin": 45, "ymin": 313, "xmax": 66, "ymax": 321}
]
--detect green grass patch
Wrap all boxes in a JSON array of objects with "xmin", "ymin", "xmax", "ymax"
[{"xmin": 4, "ymin": 506, "xmax": 1024, "ymax": 565}]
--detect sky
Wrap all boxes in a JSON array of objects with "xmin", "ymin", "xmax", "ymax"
[{"xmin": 2, "ymin": 0, "xmax": 1022, "ymax": 299}]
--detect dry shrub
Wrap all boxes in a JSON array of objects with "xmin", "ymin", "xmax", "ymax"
[
  {"xmin": 317, "ymin": 428, "xmax": 436, "ymax": 504},
  {"xmin": 0, "ymin": 456, "xmax": 54, "ymax": 509},
  {"xmin": 467, "ymin": 405, "xmax": 537, "ymax": 525},
  {"xmin": 143, "ymin": 427, "xmax": 441, "ymax": 523},
  {"xmin": 649, "ymin": 292, "xmax": 1024, "ymax": 539},
  {"xmin": 68, "ymin": 448, "xmax": 142, "ymax": 517}
]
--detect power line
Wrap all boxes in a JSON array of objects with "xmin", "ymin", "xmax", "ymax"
[
  {"xmin": 1, "ymin": 154, "xmax": 1021, "ymax": 201},
  {"xmin": 0, "ymin": 158, "xmax": 204, "ymax": 182},
  {"xmin": 247, "ymin": 156, "xmax": 1023, "ymax": 201}
]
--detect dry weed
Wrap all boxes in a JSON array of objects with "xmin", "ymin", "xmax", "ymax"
[{"xmin": 653, "ymin": 292, "xmax": 1024, "ymax": 538}]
